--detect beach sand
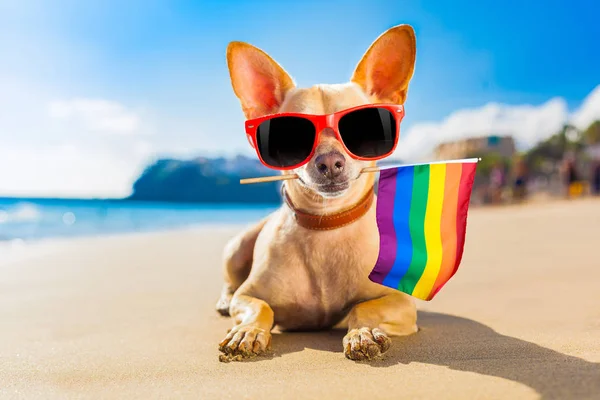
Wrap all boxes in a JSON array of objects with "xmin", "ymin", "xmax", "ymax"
[{"xmin": 1, "ymin": 200, "xmax": 599, "ymax": 399}]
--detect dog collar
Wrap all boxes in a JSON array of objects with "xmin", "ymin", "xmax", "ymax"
[{"xmin": 281, "ymin": 185, "xmax": 374, "ymax": 231}]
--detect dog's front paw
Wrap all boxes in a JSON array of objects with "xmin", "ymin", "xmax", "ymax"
[
  {"xmin": 343, "ymin": 327, "xmax": 391, "ymax": 361},
  {"xmin": 218, "ymin": 325, "xmax": 272, "ymax": 362}
]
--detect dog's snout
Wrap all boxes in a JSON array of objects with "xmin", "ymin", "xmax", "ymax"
[{"xmin": 315, "ymin": 151, "xmax": 346, "ymax": 179}]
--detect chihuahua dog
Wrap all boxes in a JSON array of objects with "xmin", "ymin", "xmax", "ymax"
[{"xmin": 217, "ymin": 25, "xmax": 418, "ymax": 361}]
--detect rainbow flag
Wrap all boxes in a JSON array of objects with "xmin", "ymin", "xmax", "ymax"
[{"xmin": 369, "ymin": 159, "xmax": 478, "ymax": 301}]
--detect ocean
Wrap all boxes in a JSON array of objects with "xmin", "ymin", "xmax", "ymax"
[{"xmin": 0, "ymin": 198, "xmax": 279, "ymax": 243}]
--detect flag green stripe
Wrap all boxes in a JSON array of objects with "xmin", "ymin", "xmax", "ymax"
[
  {"xmin": 411, "ymin": 163, "xmax": 446, "ymax": 299},
  {"xmin": 398, "ymin": 164, "xmax": 430, "ymax": 294}
]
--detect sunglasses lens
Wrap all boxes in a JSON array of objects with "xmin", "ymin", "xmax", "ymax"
[
  {"xmin": 256, "ymin": 116, "xmax": 316, "ymax": 168},
  {"xmin": 338, "ymin": 107, "xmax": 397, "ymax": 159}
]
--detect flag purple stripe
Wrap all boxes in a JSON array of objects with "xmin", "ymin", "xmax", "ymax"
[
  {"xmin": 381, "ymin": 165, "xmax": 415, "ymax": 289},
  {"xmin": 368, "ymin": 168, "xmax": 398, "ymax": 284}
]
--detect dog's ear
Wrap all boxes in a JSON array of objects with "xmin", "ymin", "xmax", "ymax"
[
  {"xmin": 351, "ymin": 25, "xmax": 416, "ymax": 105},
  {"xmin": 226, "ymin": 42, "xmax": 295, "ymax": 120}
]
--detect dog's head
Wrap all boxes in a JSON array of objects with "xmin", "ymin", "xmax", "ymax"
[{"xmin": 226, "ymin": 25, "xmax": 416, "ymax": 201}]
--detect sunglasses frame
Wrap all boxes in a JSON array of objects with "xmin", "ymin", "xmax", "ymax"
[{"xmin": 244, "ymin": 103, "xmax": 405, "ymax": 171}]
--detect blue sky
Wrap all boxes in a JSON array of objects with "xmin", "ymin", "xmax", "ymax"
[{"xmin": 0, "ymin": 0, "xmax": 599, "ymax": 197}]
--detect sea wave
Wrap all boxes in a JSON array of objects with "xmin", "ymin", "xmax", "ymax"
[
  {"xmin": 0, "ymin": 198, "xmax": 277, "ymax": 242},
  {"xmin": 0, "ymin": 202, "xmax": 43, "ymax": 224}
]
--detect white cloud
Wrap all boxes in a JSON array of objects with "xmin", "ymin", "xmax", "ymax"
[
  {"xmin": 393, "ymin": 98, "xmax": 569, "ymax": 161},
  {"xmin": 393, "ymin": 84, "xmax": 600, "ymax": 161},
  {"xmin": 132, "ymin": 140, "xmax": 154, "ymax": 158},
  {"xmin": 0, "ymin": 143, "xmax": 148, "ymax": 198},
  {"xmin": 48, "ymin": 98, "xmax": 142, "ymax": 135},
  {"xmin": 570, "ymin": 85, "xmax": 600, "ymax": 131},
  {"xmin": 0, "ymin": 80, "xmax": 157, "ymax": 198}
]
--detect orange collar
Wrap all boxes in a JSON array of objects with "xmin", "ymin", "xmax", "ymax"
[{"xmin": 282, "ymin": 186, "xmax": 374, "ymax": 231}]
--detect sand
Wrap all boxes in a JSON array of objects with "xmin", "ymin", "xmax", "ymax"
[{"xmin": 1, "ymin": 200, "xmax": 599, "ymax": 400}]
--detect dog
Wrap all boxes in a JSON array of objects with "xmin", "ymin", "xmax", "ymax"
[{"xmin": 217, "ymin": 24, "xmax": 418, "ymax": 361}]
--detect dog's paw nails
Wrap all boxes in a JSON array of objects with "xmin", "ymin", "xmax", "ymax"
[
  {"xmin": 218, "ymin": 325, "xmax": 271, "ymax": 360},
  {"xmin": 372, "ymin": 327, "xmax": 392, "ymax": 353},
  {"xmin": 343, "ymin": 327, "xmax": 391, "ymax": 361}
]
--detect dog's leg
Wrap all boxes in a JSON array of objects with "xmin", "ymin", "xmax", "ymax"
[
  {"xmin": 218, "ymin": 293, "xmax": 274, "ymax": 360},
  {"xmin": 343, "ymin": 292, "xmax": 417, "ymax": 361},
  {"xmin": 215, "ymin": 217, "xmax": 268, "ymax": 316}
]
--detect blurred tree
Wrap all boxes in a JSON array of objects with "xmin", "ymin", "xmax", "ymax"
[
  {"xmin": 523, "ymin": 125, "xmax": 570, "ymax": 176},
  {"xmin": 583, "ymin": 120, "xmax": 600, "ymax": 145}
]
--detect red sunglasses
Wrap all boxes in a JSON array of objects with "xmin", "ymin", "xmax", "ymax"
[{"xmin": 245, "ymin": 103, "xmax": 405, "ymax": 170}]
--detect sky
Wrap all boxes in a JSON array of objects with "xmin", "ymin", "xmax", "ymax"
[{"xmin": 0, "ymin": 0, "xmax": 599, "ymax": 198}]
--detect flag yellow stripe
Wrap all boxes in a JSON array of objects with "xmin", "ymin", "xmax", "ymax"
[{"xmin": 412, "ymin": 163, "xmax": 446, "ymax": 299}]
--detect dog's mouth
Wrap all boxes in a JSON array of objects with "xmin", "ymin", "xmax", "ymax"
[
  {"xmin": 318, "ymin": 181, "xmax": 350, "ymax": 195},
  {"xmin": 297, "ymin": 168, "xmax": 364, "ymax": 197},
  {"xmin": 296, "ymin": 178, "xmax": 352, "ymax": 197}
]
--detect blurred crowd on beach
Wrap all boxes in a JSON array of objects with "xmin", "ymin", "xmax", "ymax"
[{"xmin": 473, "ymin": 153, "xmax": 600, "ymax": 206}]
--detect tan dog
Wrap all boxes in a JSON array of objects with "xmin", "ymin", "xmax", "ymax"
[{"xmin": 217, "ymin": 25, "xmax": 418, "ymax": 361}]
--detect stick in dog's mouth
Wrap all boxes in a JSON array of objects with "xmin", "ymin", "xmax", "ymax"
[
  {"xmin": 239, "ymin": 166, "xmax": 380, "ymax": 185},
  {"xmin": 239, "ymin": 158, "xmax": 481, "ymax": 185}
]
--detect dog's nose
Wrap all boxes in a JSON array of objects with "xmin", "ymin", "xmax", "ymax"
[{"xmin": 315, "ymin": 151, "xmax": 346, "ymax": 179}]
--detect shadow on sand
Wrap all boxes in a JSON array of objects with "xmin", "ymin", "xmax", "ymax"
[{"xmin": 269, "ymin": 312, "xmax": 600, "ymax": 400}]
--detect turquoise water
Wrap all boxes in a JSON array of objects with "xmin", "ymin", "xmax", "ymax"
[{"xmin": 0, "ymin": 198, "xmax": 278, "ymax": 242}]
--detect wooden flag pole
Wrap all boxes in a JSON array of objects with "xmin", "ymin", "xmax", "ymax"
[
  {"xmin": 239, "ymin": 174, "xmax": 301, "ymax": 185},
  {"xmin": 239, "ymin": 158, "xmax": 480, "ymax": 185},
  {"xmin": 240, "ymin": 167, "xmax": 381, "ymax": 185}
]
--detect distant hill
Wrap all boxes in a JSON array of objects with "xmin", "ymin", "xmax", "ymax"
[
  {"xmin": 127, "ymin": 155, "xmax": 404, "ymax": 204},
  {"xmin": 128, "ymin": 155, "xmax": 282, "ymax": 204}
]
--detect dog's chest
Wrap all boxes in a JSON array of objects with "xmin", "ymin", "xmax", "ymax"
[{"xmin": 266, "ymin": 219, "xmax": 380, "ymax": 330}]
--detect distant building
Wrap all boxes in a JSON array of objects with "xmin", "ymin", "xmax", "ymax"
[{"xmin": 433, "ymin": 135, "xmax": 516, "ymax": 160}]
